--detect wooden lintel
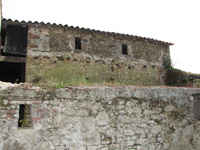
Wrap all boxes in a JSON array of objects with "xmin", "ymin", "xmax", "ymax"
[{"xmin": 0, "ymin": 55, "xmax": 26, "ymax": 63}]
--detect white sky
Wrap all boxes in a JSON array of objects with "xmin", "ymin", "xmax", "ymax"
[{"xmin": 2, "ymin": 0, "xmax": 200, "ymax": 73}]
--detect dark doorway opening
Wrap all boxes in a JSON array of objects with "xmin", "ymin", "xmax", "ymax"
[{"xmin": 0, "ymin": 62, "xmax": 25, "ymax": 83}]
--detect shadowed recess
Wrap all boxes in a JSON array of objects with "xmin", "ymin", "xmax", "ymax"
[
  {"xmin": 3, "ymin": 24, "xmax": 28, "ymax": 57},
  {"xmin": 0, "ymin": 62, "xmax": 25, "ymax": 83}
]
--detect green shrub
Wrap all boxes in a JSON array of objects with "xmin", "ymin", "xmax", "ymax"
[
  {"xmin": 162, "ymin": 56, "xmax": 191, "ymax": 86},
  {"xmin": 165, "ymin": 68, "xmax": 189, "ymax": 86}
]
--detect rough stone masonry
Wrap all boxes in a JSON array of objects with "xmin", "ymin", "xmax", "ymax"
[
  {"xmin": 0, "ymin": 82, "xmax": 200, "ymax": 150},
  {"xmin": 1, "ymin": 19, "xmax": 172, "ymax": 86}
]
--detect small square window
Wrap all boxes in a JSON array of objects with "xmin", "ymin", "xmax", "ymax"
[
  {"xmin": 18, "ymin": 104, "xmax": 32, "ymax": 128},
  {"xmin": 122, "ymin": 44, "xmax": 128, "ymax": 55},
  {"xmin": 75, "ymin": 37, "xmax": 81, "ymax": 50}
]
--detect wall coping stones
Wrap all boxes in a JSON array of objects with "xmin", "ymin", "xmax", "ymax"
[{"xmin": 0, "ymin": 82, "xmax": 199, "ymax": 107}]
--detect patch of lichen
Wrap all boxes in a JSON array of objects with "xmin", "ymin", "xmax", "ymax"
[
  {"xmin": 26, "ymin": 56, "xmax": 161, "ymax": 88},
  {"xmin": 0, "ymin": 96, "xmax": 9, "ymax": 107},
  {"xmin": 41, "ymin": 90, "xmax": 57, "ymax": 101},
  {"xmin": 166, "ymin": 109, "xmax": 186, "ymax": 121},
  {"xmin": 0, "ymin": 98, "xmax": 4, "ymax": 107}
]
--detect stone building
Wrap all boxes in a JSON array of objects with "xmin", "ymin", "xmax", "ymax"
[
  {"xmin": 0, "ymin": 19, "xmax": 172, "ymax": 87},
  {"xmin": 2, "ymin": 6, "xmax": 200, "ymax": 150}
]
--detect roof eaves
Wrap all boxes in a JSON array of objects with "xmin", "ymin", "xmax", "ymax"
[{"xmin": 2, "ymin": 18, "xmax": 174, "ymax": 46}]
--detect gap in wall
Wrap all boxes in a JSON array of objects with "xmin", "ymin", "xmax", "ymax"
[
  {"xmin": 0, "ymin": 62, "xmax": 26, "ymax": 83},
  {"xmin": 18, "ymin": 104, "xmax": 32, "ymax": 128}
]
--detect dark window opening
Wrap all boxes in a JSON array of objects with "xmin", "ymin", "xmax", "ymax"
[
  {"xmin": 75, "ymin": 37, "xmax": 81, "ymax": 50},
  {"xmin": 2, "ymin": 24, "xmax": 28, "ymax": 57},
  {"xmin": 0, "ymin": 62, "xmax": 25, "ymax": 83},
  {"xmin": 122, "ymin": 44, "xmax": 128, "ymax": 55},
  {"xmin": 18, "ymin": 104, "xmax": 32, "ymax": 128}
]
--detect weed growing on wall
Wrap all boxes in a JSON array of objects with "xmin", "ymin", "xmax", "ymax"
[{"xmin": 26, "ymin": 57, "xmax": 161, "ymax": 88}]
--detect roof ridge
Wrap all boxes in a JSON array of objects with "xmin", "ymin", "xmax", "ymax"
[{"xmin": 2, "ymin": 18, "xmax": 173, "ymax": 46}]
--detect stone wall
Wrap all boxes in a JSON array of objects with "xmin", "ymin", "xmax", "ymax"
[
  {"xmin": 1, "ymin": 82, "xmax": 200, "ymax": 150},
  {"xmin": 1, "ymin": 20, "xmax": 172, "ymax": 86},
  {"xmin": 27, "ymin": 23, "xmax": 170, "ymax": 65},
  {"xmin": 25, "ymin": 22, "xmax": 170, "ymax": 86},
  {"xmin": 26, "ymin": 54, "xmax": 162, "ymax": 87}
]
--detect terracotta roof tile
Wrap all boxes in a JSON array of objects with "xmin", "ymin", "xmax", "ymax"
[{"xmin": 2, "ymin": 18, "xmax": 173, "ymax": 46}]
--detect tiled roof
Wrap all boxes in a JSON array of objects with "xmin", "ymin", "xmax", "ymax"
[{"xmin": 2, "ymin": 18, "xmax": 173, "ymax": 46}]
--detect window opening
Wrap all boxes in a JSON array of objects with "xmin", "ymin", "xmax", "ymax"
[
  {"xmin": 3, "ymin": 24, "xmax": 28, "ymax": 57},
  {"xmin": 18, "ymin": 104, "xmax": 32, "ymax": 128},
  {"xmin": 75, "ymin": 37, "xmax": 81, "ymax": 50},
  {"xmin": 122, "ymin": 44, "xmax": 128, "ymax": 55}
]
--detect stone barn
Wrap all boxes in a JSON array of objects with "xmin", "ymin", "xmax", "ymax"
[{"xmin": 0, "ymin": 19, "xmax": 172, "ymax": 87}]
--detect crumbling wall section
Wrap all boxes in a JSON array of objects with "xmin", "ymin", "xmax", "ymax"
[{"xmin": 0, "ymin": 83, "xmax": 200, "ymax": 150}]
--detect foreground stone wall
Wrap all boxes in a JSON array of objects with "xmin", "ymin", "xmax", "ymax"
[{"xmin": 0, "ymin": 83, "xmax": 200, "ymax": 150}]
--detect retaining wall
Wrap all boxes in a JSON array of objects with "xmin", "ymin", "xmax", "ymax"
[{"xmin": 0, "ymin": 83, "xmax": 200, "ymax": 150}]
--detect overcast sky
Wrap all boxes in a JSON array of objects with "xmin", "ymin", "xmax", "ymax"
[{"xmin": 2, "ymin": 0, "xmax": 200, "ymax": 73}]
